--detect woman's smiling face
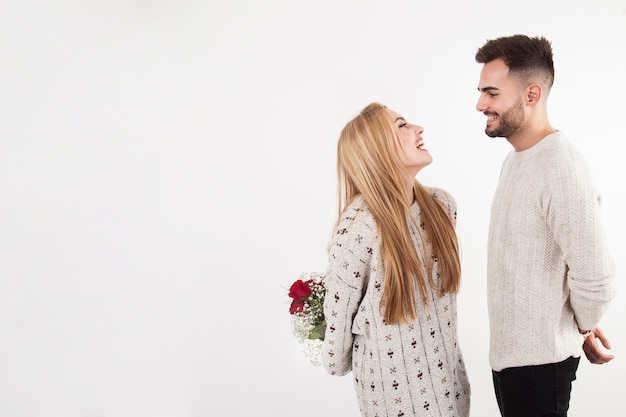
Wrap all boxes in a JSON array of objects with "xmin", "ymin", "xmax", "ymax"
[{"xmin": 386, "ymin": 108, "xmax": 432, "ymax": 176}]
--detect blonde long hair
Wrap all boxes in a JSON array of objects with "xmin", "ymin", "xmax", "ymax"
[{"xmin": 336, "ymin": 102, "xmax": 461, "ymax": 325}]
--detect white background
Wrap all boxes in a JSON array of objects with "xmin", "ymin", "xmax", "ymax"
[{"xmin": 1, "ymin": 1, "xmax": 624, "ymax": 416}]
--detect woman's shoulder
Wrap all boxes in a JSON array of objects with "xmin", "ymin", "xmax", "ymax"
[
  {"xmin": 333, "ymin": 196, "xmax": 377, "ymax": 241},
  {"xmin": 426, "ymin": 186, "xmax": 457, "ymax": 211},
  {"xmin": 337, "ymin": 195, "xmax": 375, "ymax": 229},
  {"xmin": 328, "ymin": 196, "xmax": 378, "ymax": 259}
]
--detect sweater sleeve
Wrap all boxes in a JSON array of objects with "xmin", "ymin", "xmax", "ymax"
[
  {"xmin": 544, "ymin": 148, "xmax": 615, "ymax": 330},
  {"xmin": 321, "ymin": 201, "xmax": 376, "ymax": 376}
]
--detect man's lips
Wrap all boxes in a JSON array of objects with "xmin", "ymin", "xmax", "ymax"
[{"xmin": 485, "ymin": 113, "xmax": 498, "ymax": 124}]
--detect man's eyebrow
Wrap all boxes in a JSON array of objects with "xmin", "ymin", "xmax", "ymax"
[{"xmin": 478, "ymin": 86, "xmax": 499, "ymax": 92}]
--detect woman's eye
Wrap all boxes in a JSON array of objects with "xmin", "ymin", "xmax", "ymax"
[{"xmin": 399, "ymin": 122, "xmax": 407, "ymax": 128}]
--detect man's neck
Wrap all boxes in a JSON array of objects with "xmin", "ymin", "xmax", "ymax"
[{"xmin": 508, "ymin": 121, "xmax": 556, "ymax": 152}]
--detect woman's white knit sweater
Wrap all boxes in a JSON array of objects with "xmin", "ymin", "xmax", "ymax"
[
  {"xmin": 322, "ymin": 190, "xmax": 470, "ymax": 417},
  {"xmin": 487, "ymin": 131, "xmax": 615, "ymax": 372}
]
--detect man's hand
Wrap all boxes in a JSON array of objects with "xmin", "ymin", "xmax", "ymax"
[{"xmin": 582, "ymin": 327, "xmax": 615, "ymax": 364}]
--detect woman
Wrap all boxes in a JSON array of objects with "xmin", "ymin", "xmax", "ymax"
[{"xmin": 322, "ymin": 103, "xmax": 470, "ymax": 417}]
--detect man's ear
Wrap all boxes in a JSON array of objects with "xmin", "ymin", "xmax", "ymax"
[{"xmin": 526, "ymin": 84, "xmax": 542, "ymax": 106}]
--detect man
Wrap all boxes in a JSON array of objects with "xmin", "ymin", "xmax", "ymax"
[{"xmin": 475, "ymin": 34, "xmax": 616, "ymax": 417}]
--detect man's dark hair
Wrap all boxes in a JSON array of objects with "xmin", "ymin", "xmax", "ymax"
[{"xmin": 475, "ymin": 34, "xmax": 555, "ymax": 88}]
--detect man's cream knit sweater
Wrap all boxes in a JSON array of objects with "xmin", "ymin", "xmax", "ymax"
[{"xmin": 487, "ymin": 131, "xmax": 615, "ymax": 372}]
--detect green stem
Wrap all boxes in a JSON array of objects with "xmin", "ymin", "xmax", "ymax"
[{"xmin": 310, "ymin": 298, "xmax": 323, "ymax": 310}]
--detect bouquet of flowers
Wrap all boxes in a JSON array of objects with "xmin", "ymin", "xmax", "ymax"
[{"xmin": 288, "ymin": 272, "xmax": 326, "ymax": 366}]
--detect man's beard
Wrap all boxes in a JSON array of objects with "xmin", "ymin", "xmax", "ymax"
[{"xmin": 485, "ymin": 97, "xmax": 524, "ymax": 138}]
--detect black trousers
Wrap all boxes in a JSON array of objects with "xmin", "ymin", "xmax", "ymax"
[{"xmin": 492, "ymin": 356, "xmax": 580, "ymax": 417}]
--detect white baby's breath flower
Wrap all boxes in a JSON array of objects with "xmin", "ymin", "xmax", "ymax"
[{"xmin": 287, "ymin": 272, "xmax": 326, "ymax": 366}]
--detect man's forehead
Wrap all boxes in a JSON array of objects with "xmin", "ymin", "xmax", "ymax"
[{"xmin": 479, "ymin": 60, "xmax": 512, "ymax": 88}]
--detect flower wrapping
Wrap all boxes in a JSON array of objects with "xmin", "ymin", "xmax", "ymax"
[{"xmin": 288, "ymin": 272, "xmax": 326, "ymax": 366}]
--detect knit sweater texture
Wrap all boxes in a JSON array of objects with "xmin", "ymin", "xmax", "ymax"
[
  {"xmin": 322, "ymin": 189, "xmax": 470, "ymax": 417},
  {"xmin": 488, "ymin": 131, "xmax": 615, "ymax": 372}
]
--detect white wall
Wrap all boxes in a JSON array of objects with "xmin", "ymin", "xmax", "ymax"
[{"xmin": 1, "ymin": 1, "xmax": 624, "ymax": 416}]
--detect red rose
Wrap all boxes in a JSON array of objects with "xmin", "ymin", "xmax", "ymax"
[
  {"xmin": 289, "ymin": 299, "xmax": 305, "ymax": 314},
  {"xmin": 289, "ymin": 279, "xmax": 312, "ymax": 301}
]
